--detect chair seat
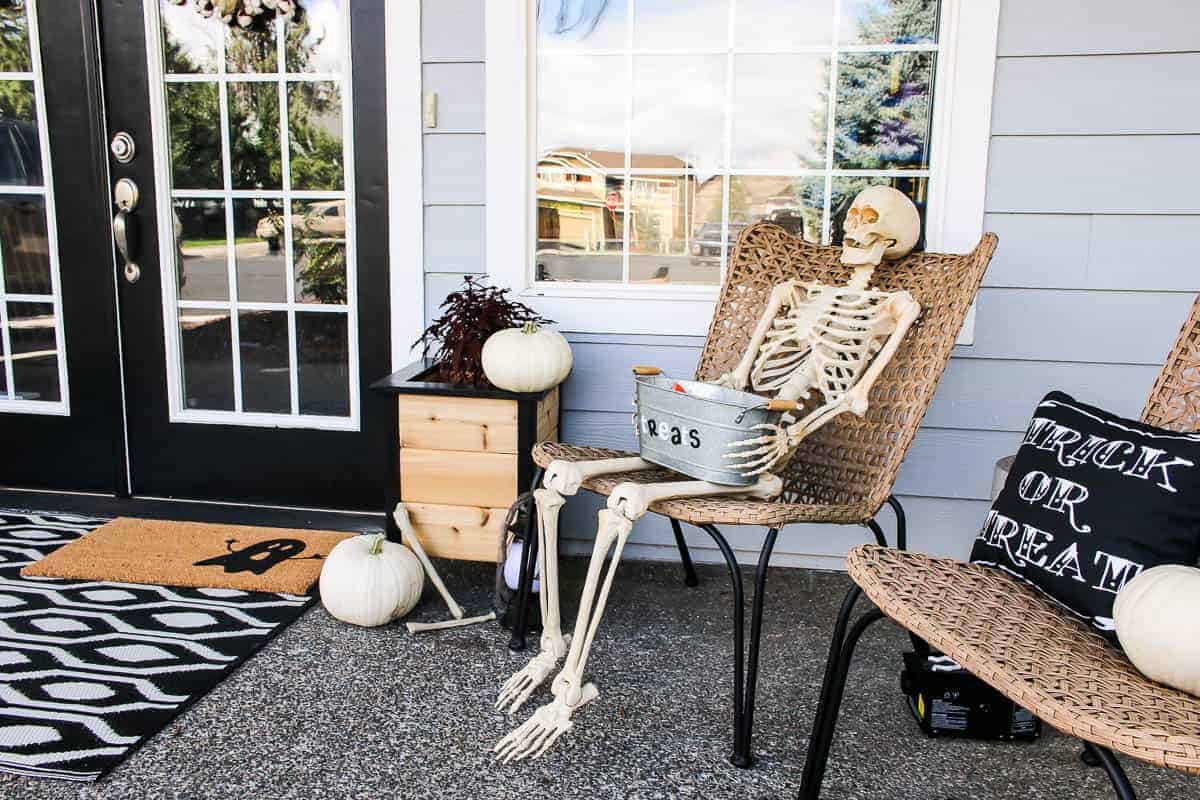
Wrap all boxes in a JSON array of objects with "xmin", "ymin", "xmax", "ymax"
[
  {"xmin": 533, "ymin": 441, "xmax": 873, "ymax": 526},
  {"xmin": 847, "ymin": 545, "xmax": 1200, "ymax": 776}
]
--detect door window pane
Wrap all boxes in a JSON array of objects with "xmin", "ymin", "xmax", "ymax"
[
  {"xmin": 6, "ymin": 302, "xmax": 59, "ymax": 402},
  {"xmin": 160, "ymin": 0, "xmax": 219, "ymax": 74},
  {"xmin": 167, "ymin": 82, "xmax": 222, "ymax": 189},
  {"xmin": 228, "ymin": 82, "xmax": 282, "ymax": 190},
  {"xmin": 292, "ymin": 199, "xmax": 347, "ymax": 304},
  {"xmin": 533, "ymin": 0, "xmax": 943, "ymax": 282},
  {"xmin": 0, "ymin": 80, "xmax": 41, "ymax": 185},
  {"xmin": 173, "ymin": 198, "xmax": 229, "ymax": 302},
  {"xmin": 234, "ymin": 198, "xmax": 286, "ymax": 302},
  {"xmin": 285, "ymin": 0, "xmax": 345, "ymax": 73},
  {"xmin": 287, "ymin": 81, "xmax": 344, "ymax": 191},
  {"xmin": 179, "ymin": 308, "xmax": 235, "ymax": 411},
  {"xmin": 0, "ymin": 197, "xmax": 50, "ymax": 294},
  {"xmin": 0, "ymin": 2, "xmax": 31, "ymax": 73},
  {"xmin": 227, "ymin": 17, "xmax": 278, "ymax": 73},
  {"xmin": 297, "ymin": 312, "xmax": 348, "ymax": 416},
  {"xmin": 239, "ymin": 310, "xmax": 290, "ymax": 413}
]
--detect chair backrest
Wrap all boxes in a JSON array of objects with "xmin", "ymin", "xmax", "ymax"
[
  {"xmin": 1142, "ymin": 295, "xmax": 1200, "ymax": 432},
  {"xmin": 694, "ymin": 223, "xmax": 998, "ymax": 522}
]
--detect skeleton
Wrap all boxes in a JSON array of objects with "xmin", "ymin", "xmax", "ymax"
[{"xmin": 494, "ymin": 186, "xmax": 924, "ymax": 761}]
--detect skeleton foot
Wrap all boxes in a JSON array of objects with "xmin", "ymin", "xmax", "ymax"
[
  {"xmin": 493, "ymin": 683, "xmax": 600, "ymax": 763},
  {"xmin": 495, "ymin": 633, "xmax": 573, "ymax": 714}
]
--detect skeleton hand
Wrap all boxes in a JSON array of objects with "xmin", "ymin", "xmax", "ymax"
[
  {"xmin": 724, "ymin": 423, "xmax": 793, "ymax": 477},
  {"xmin": 493, "ymin": 681, "xmax": 599, "ymax": 763},
  {"xmin": 495, "ymin": 634, "xmax": 572, "ymax": 714}
]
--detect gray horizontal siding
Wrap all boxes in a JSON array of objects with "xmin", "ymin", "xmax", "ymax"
[
  {"xmin": 997, "ymin": 0, "xmax": 1200, "ymax": 56},
  {"xmin": 414, "ymin": 0, "xmax": 1194, "ymax": 568}
]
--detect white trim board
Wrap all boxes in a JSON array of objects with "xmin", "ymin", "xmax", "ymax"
[
  {"xmin": 387, "ymin": 0, "xmax": 425, "ymax": 369},
  {"xmin": 485, "ymin": 0, "xmax": 1001, "ymax": 340}
]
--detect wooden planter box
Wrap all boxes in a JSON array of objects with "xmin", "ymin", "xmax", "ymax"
[{"xmin": 371, "ymin": 361, "xmax": 559, "ymax": 562}]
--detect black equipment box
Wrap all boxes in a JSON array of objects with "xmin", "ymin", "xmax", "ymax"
[{"xmin": 900, "ymin": 651, "xmax": 1041, "ymax": 740}]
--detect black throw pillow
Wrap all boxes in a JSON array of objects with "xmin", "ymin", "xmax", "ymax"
[{"xmin": 970, "ymin": 391, "xmax": 1200, "ymax": 638}]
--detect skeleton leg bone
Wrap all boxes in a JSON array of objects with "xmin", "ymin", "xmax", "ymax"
[
  {"xmin": 496, "ymin": 456, "xmax": 657, "ymax": 714},
  {"xmin": 494, "ymin": 474, "xmax": 783, "ymax": 762}
]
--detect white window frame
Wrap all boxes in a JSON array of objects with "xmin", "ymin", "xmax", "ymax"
[
  {"xmin": 485, "ymin": 0, "xmax": 1000, "ymax": 337},
  {"xmin": 0, "ymin": 0, "xmax": 70, "ymax": 416},
  {"xmin": 144, "ymin": 0, "xmax": 361, "ymax": 431}
]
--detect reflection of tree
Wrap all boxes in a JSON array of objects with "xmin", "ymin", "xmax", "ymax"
[
  {"xmin": 296, "ymin": 234, "xmax": 346, "ymax": 304},
  {"xmin": 0, "ymin": 2, "xmax": 29, "ymax": 74},
  {"xmin": 287, "ymin": 81, "xmax": 343, "ymax": 190}
]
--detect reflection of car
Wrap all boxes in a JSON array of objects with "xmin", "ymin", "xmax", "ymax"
[
  {"xmin": 765, "ymin": 209, "xmax": 806, "ymax": 239},
  {"xmin": 255, "ymin": 200, "xmax": 347, "ymax": 251},
  {"xmin": 690, "ymin": 222, "xmax": 748, "ymax": 262}
]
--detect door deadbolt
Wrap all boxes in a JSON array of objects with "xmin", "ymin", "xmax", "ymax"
[{"xmin": 110, "ymin": 131, "xmax": 136, "ymax": 163}]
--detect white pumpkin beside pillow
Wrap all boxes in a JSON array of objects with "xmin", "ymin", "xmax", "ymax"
[{"xmin": 1114, "ymin": 564, "xmax": 1200, "ymax": 697}]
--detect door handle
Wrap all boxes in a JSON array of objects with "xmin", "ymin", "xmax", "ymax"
[{"xmin": 113, "ymin": 178, "xmax": 140, "ymax": 284}]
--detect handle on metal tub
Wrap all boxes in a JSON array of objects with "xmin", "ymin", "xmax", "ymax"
[
  {"xmin": 735, "ymin": 398, "xmax": 800, "ymax": 424},
  {"xmin": 632, "ymin": 365, "xmax": 662, "ymax": 376}
]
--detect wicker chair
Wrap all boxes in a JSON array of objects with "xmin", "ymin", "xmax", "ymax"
[
  {"xmin": 799, "ymin": 296, "xmax": 1200, "ymax": 799},
  {"xmin": 510, "ymin": 222, "xmax": 998, "ymax": 766}
]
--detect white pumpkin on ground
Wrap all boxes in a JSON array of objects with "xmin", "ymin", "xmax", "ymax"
[
  {"xmin": 319, "ymin": 534, "xmax": 424, "ymax": 627},
  {"xmin": 482, "ymin": 322, "xmax": 573, "ymax": 393},
  {"xmin": 1114, "ymin": 564, "xmax": 1200, "ymax": 697}
]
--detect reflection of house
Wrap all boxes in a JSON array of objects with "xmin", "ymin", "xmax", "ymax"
[{"xmin": 537, "ymin": 149, "xmax": 699, "ymax": 254}]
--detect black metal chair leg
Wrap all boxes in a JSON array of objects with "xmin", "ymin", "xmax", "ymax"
[
  {"xmin": 507, "ymin": 467, "xmax": 545, "ymax": 652},
  {"xmin": 1085, "ymin": 744, "xmax": 1139, "ymax": 800},
  {"xmin": 698, "ymin": 524, "xmax": 779, "ymax": 768},
  {"xmin": 669, "ymin": 518, "xmax": 700, "ymax": 587},
  {"xmin": 886, "ymin": 495, "xmax": 907, "ymax": 551},
  {"xmin": 799, "ymin": 597, "xmax": 886, "ymax": 800},
  {"xmin": 865, "ymin": 519, "xmax": 888, "ymax": 547}
]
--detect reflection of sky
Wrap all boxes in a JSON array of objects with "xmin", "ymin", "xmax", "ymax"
[
  {"xmin": 158, "ymin": 0, "xmax": 344, "ymax": 73},
  {"xmin": 732, "ymin": 54, "xmax": 826, "ymax": 168},
  {"xmin": 633, "ymin": 0, "xmax": 727, "ymax": 48},
  {"xmin": 538, "ymin": 0, "xmax": 627, "ymax": 48}
]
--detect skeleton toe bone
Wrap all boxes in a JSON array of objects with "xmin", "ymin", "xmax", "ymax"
[
  {"xmin": 493, "ymin": 681, "xmax": 599, "ymax": 763},
  {"xmin": 495, "ymin": 633, "xmax": 573, "ymax": 714}
]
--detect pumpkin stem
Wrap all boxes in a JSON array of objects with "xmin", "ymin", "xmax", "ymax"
[
  {"xmin": 369, "ymin": 533, "xmax": 386, "ymax": 555},
  {"xmin": 522, "ymin": 321, "xmax": 541, "ymax": 335}
]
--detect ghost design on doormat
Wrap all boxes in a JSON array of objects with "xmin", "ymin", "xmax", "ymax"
[{"xmin": 194, "ymin": 538, "xmax": 323, "ymax": 575}]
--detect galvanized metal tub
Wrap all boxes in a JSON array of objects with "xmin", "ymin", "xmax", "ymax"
[{"xmin": 633, "ymin": 374, "xmax": 783, "ymax": 486}]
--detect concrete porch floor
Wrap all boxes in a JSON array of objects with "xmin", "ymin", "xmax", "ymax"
[{"xmin": 4, "ymin": 556, "xmax": 1197, "ymax": 800}]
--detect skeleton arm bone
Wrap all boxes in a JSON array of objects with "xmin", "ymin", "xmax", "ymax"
[
  {"xmin": 715, "ymin": 281, "xmax": 796, "ymax": 390},
  {"xmin": 835, "ymin": 291, "xmax": 920, "ymax": 416}
]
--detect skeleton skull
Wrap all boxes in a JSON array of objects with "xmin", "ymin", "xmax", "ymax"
[{"xmin": 841, "ymin": 185, "xmax": 921, "ymax": 266}]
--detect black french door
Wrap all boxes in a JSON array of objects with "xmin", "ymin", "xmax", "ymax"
[{"xmin": 0, "ymin": 0, "xmax": 391, "ymax": 511}]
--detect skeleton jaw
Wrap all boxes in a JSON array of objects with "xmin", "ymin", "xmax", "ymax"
[{"xmin": 840, "ymin": 233, "xmax": 890, "ymax": 266}]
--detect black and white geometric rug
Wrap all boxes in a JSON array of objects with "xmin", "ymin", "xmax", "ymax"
[{"xmin": 0, "ymin": 510, "xmax": 314, "ymax": 781}]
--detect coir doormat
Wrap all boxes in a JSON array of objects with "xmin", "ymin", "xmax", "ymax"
[
  {"xmin": 20, "ymin": 517, "xmax": 352, "ymax": 594},
  {"xmin": 0, "ymin": 510, "xmax": 316, "ymax": 781}
]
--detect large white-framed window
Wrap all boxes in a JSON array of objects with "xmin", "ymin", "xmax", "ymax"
[
  {"xmin": 0, "ymin": 0, "xmax": 70, "ymax": 416},
  {"xmin": 486, "ymin": 0, "xmax": 1000, "ymax": 337},
  {"xmin": 145, "ymin": 0, "xmax": 360, "ymax": 430}
]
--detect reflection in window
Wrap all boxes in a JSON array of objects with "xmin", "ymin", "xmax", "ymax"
[{"xmin": 534, "ymin": 0, "xmax": 941, "ymax": 286}]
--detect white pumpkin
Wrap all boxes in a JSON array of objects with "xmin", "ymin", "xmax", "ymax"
[
  {"xmin": 482, "ymin": 322, "xmax": 573, "ymax": 393},
  {"xmin": 1114, "ymin": 564, "xmax": 1200, "ymax": 697},
  {"xmin": 319, "ymin": 534, "xmax": 424, "ymax": 627}
]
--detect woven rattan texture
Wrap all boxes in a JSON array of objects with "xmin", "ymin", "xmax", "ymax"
[
  {"xmin": 534, "ymin": 225, "xmax": 995, "ymax": 526},
  {"xmin": 847, "ymin": 545, "xmax": 1200, "ymax": 775},
  {"xmin": 1142, "ymin": 295, "xmax": 1200, "ymax": 431}
]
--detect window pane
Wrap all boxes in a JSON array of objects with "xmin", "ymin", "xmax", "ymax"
[
  {"xmin": 179, "ymin": 307, "xmax": 234, "ymax": 411},
  {"xmin": 735, "ymin": 0, "xmax": 835, "ymax": 48},
  {"xmin": 167, "ymin": 82, "xmax": 222, "ymax": 189},
  {"xmin": 292, "ymin": 199, "xmax": 347, "ymax": 304},
  {"xmin": 173, "ymin": 198, "xmax": 229, "ymax": 301},
  {"xmin": 834, "ymin": 52, "xmax": 934, "ymax": 170},
  {"xmin": 536, "ymin": 174, "xmax": 624, "ymax": 283},
  {"xmin": 239, "ymin": 310, "xmax": 290, "ymax": 413},
  {"xmin": 286, "ymin": 0, "xmax": 346, "ymax": 73},
  {"xmin": 0, "ymin": 80, "xmax": 41, "ymax": 186},
  {"xmin": 0, "ymin": 197, "xmax": 50, "ymax": 295},
  {"xmin": 161, "ymin": 0, "xmax": 219, "ymax": 74},
  {"xmin": 234, "ymin": 198, "xmax": 286, "ymax": 302},
  {"xmin": 732, "ymin": 55, "xmax": 827, "ymax": 170},
  {"xmin": 297, "ymin": 311, "xmax": 349, "ymax": 416},
  {"xmin": 840, "ymin": 0, "xmax": 940, "ymax": 45},
  {"xmin": 631, "ymin": 55, "xmax": 725, "ymax": 174},
  {"xmin": 634, "ymin": 0, "xmax": 728, "ymax": 49},
  {"xmin": 287, "ymin": 81, "xmax": 344, "ymax": 190},
  {"xmin": 538, "ymin": 54, "xmax": 626, "ymax": 156},
  {"xmin": 6, "ymin": 302, "xmax": 59, "ymax": 402},
  {"xmin": 829, "ymin": 176, "xmax": 928, "ymax": 247},
  {"xmin": 227, "ymin": 17, "xmax": 278, "ymax": 73},
  {"xmin": 537, "ymin": 0, "xmax": 627, "ymax": 50},
  {"xmin": 627, "ymin": 174, "xmax": 721, "ymax": 286},
  {"xmin": 229, "ymin": 82, "xmax": 282, "ymax": 190},
  {"xmin": 729, "ymin": 175, "xmax": 825, "ymax": 245},
  {"xmin": 0, "ymin": 2, "xmax": 32, "ymax": 73}
]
